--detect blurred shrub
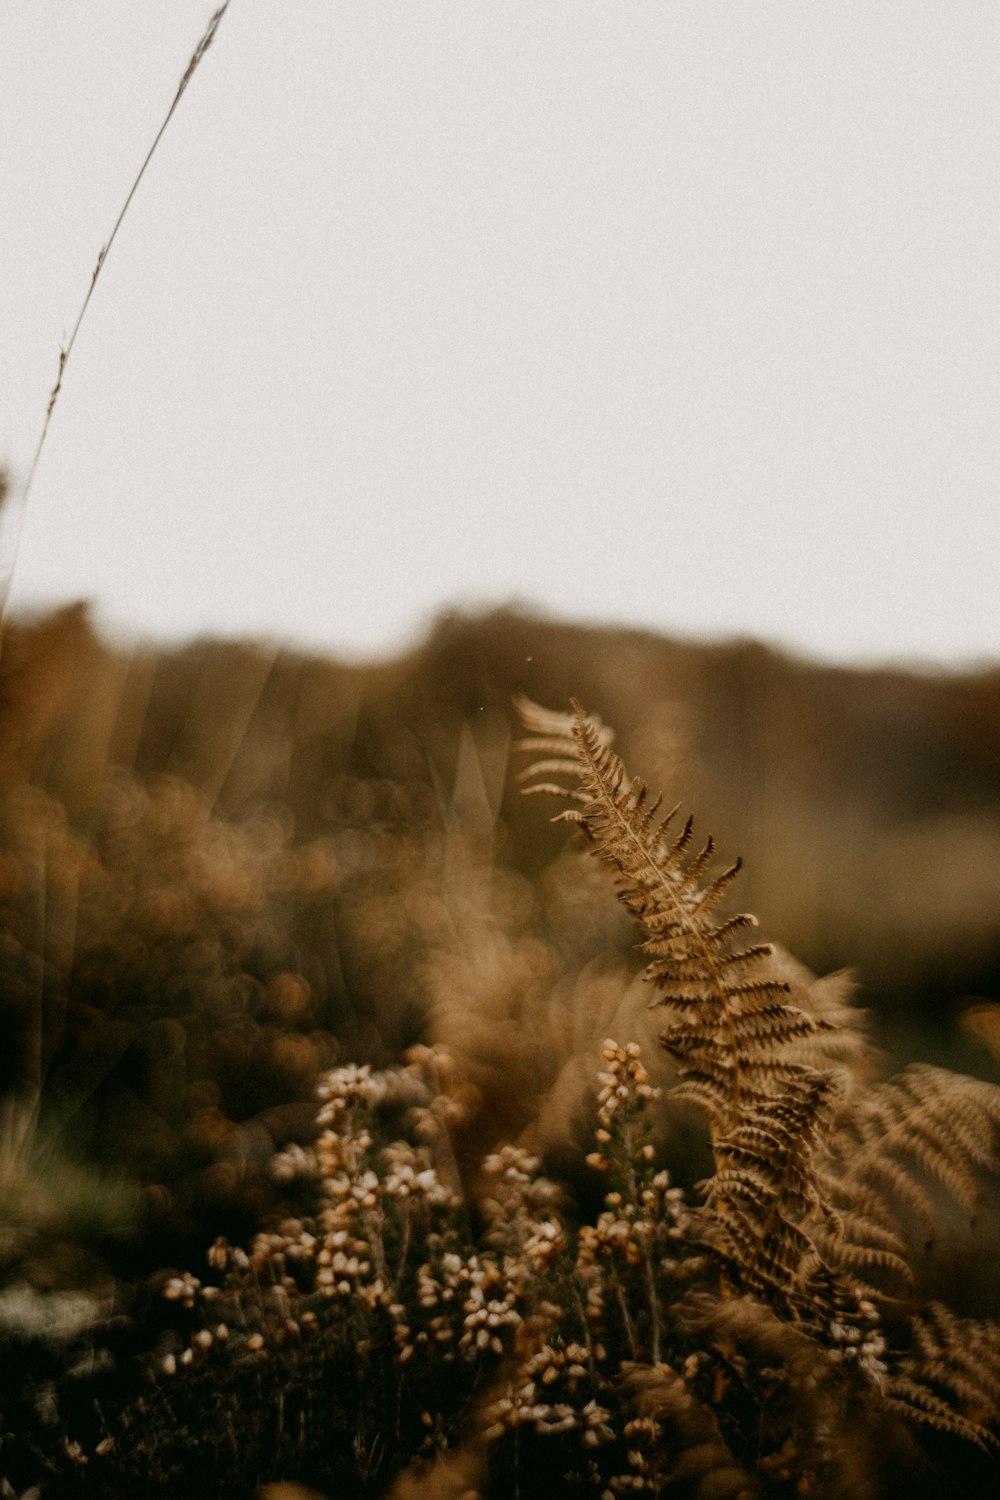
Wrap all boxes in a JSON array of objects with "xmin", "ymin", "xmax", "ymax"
[{"xmin": 1, "ymin": 603, "xmax": 999, "ymax": 1276}]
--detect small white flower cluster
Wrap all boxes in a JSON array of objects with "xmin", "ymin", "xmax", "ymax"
[
  {"xmin": 458, "ymin": 1270, "xmax": 522, "ymax": 1357},
  {"xmin": 160, "ymin": 1231, "xmax": 291, "ymax": 1374},
  {"xmin": 382, "ymin": 1139, "xmax": 457, "ymax": 1210},
  {"xmin": 162, "ymin": 1057, "xmax": 512, "ymax": 1374},
  {"xmin": 576, "ymin": 1042, "xmax": 688, "ymax": 1347},
  {"xmin": 162, "ymin": 1272, "xmax": 201, "ymax": 1308},
  {"xmin": 152, "ymin": 1037, "xmax": 696, "ymax": 1479},
  {"xmin": 827, "ymin": 1299, "xmax": 887, "ymax": 1384},
  {"xmin": 404, "ymin": 1044, "xmax": 473, "ymax": 1135},
  {"xmin": 481, "ymin": 1142, "xmax": 542, "ymax": 1184},
  {"xmin": 159, "ymin": 1320, "xmax": 233, "ymax": 1377},
  {"xmin": 596, "ymin": 1040, "xmax": 660, "ymax": 1125},
  {"xmin": 311, "ymin": 1112, "xmax": 381, "ymax": 1301},
  {"xmin": 601, "ymin": 1414, "xmax": 664, "ymax": 1496},
  {"xmin": 479, "ymin": 1144, "xmax": 563, "ymax": 1266},
  {"xmin": 412, "ymin": 1245, "xmax": 523, "ymax": 1362},
  {"xmin": 523, "ymin": 1217, "xmax": 567, "ymax": 1273},
  {"xmin": 579, "ymin": 1173, "xmax": 687, "ymax": 1279},
  {"xmin": 484, "ymin": 1343, "xmax": 613, "ymax": 1447},
  {"xmin": 316, "ymin": 1061, "xmax": 385, "ymax": 1125},
  {"xmin": 270, "ymin": 1140, "xmax": 312, "ymax": 1183}
]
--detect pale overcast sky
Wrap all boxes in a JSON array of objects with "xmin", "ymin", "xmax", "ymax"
[{"xmin": 3, "ymin": 2, "xmax": 998, "ymax": 665}]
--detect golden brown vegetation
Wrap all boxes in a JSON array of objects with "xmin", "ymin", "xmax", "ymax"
[
  {"xmin": 2, "ymin": 651, "xmax": 1000, "ymax": 1496},
  {"xmin": 5, "ymin": 8, "xmax": 997, "ymax": 1489}
]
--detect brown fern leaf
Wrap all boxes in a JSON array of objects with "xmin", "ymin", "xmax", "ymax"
[
  {"xmin": 886, "ymin": 1303, "xmax": 1000, "ymax": 1454},
  {"xmin": 764, "ymin": 948, "xmax": 877, "ymax": 1083},
  {"xmin": 516, "ymin": 697, "xmax": 868, "ymax": 1330},
  {"xmin": 817, "ymin": 1065, "xmax": 1000, "ymax": 1291},
  {"xmin": 516, "ymin": 695, "xmax": 1000, "ymax": 1472},
  {"xmin": 699, "ymin": 1071, "xmax": 848, "ymax": 1313},
  {"xmin": 513, "ymin": 694, "xmax": 615, "ymax": 816},
  {"xmin": 515, "ymin": 697, "xmax": 834, "ymax": 1138}
]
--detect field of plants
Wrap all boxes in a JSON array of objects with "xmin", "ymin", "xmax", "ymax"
[
  {"xmin": 4, "ymin": 6, "xmax": 996, "ymax": 1490},
  {"xmin": 1, "ymin": 602, "xmax": 1000, "ymax": 1496}
]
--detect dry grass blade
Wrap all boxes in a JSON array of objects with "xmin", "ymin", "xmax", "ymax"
[{"xmin": 0, "ymin": 3, "xmax": 234, "ymax": 649}]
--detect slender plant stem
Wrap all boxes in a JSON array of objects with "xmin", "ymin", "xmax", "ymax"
[{"xmin": 0, "ymin": 3, "xmax": 233, "ymax": 649}]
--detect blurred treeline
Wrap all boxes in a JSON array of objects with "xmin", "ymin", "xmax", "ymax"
[{"xmin": 2, "ymin": 601, "xmax": 1000, "ymax": 1276}]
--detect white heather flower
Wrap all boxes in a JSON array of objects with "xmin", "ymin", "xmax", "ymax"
[{"xmin": 162, "ymin": 1272, "xmax": 201, "ymax": 1307}]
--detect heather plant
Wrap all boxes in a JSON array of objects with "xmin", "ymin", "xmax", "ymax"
[
  {"xmin": 4, "ymin": 0, "xmax": 1000, "ymax": 1487},
  {"xmin": 9, "ymin": 1044, "xmax": 703, "ymax": 1496},
  {"xmin": 4, "ymin": 700, "xmax": 1000, "ymax": 1497}
]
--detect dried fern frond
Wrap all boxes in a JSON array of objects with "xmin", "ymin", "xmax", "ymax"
[
  {"xmin": 886, "ymin": 1303, "xmax": 1000, "ymax": 1453},
  {"xmin": 818, "ymin": 1064, "xmax": 1000, "ymax": 1287},
  {"xmin": 515, "ymin": 697, "xmax": 833, "ymax": 1138},
  {"xmin": 700, "ymin": 1070, "xmax": 847, "ymax": 1310},
  {"xmin": 515, "ymin": 697, "xmax": 866, "ymax": 1328},
  {"xmin": 763, "ymin": 948, "xmax": 877, "ymax": 1084},
  {"xmin": 513, "ymin": 693, "xmax": 616, "ymax": 814},
  {"xmin": 516, "ymin": 695, "xmax": 1000, "ymax": 1478}
]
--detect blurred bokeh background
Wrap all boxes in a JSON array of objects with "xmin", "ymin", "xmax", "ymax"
[
  {"xmin": 2, "ymin": 1, "xmax": 999, "ymax": 1348},
  {"xmin": 1, "ymin": 601, "xmax": 999, "ymax": 1298}
]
